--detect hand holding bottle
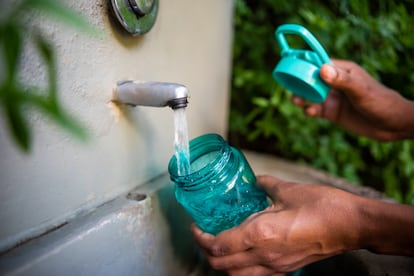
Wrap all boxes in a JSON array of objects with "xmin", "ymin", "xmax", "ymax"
[{"xmin": 191, "ymin": 175, "xmax": 414, "ymax": 275}]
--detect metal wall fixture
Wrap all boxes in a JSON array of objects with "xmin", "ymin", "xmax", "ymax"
[{"xmin": 109, "ymin": 0, "xmax": 159, "ymax": 36}]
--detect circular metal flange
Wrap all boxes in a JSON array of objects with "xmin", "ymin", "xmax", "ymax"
[{"xmin": 110, "ymin": 0, "xmax": 158, "ymax": 36}]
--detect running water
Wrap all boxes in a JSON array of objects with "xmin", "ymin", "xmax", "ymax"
[{"xmin": 173, "ymin": 108, "xmax": 191, "ymax": 176}]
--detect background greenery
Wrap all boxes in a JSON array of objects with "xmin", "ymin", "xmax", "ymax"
[{"xmin": 229, "ymin": 0, "xmax": 414, "ymax": 203}]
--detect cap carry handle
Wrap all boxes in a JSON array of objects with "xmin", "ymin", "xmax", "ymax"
[{"xmin": 276, "ymin": 24, "xmax": 331, "ymax": 66}]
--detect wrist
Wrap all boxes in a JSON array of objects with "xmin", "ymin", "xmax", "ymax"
[
  {"xmin": 405, "ymin": 100, "xmax": 414, "ymax": 139},
  {"xmin": 396, "ymin": 99, "xmax": 414, "ymax": 140},
  {"xmin": 356, "ymin": 197, "xmax": 414, "ymax": 256},
  {"xmin": 323, "ymin": 191, "xmax": 372, "ymax": 254}
]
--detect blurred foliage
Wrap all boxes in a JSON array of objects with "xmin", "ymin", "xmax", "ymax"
[
  {"xmin": 229, "ymin": 0, "xmax": 414, "ymax": 203},
  {"xmin": 0, "ymin": 0, "xmax": 94, "ymax": 152}
]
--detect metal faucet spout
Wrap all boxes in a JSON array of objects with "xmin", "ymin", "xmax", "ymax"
[{"xmin": 113, "ymin": 81, "xmax": 189, "ymax": 109}]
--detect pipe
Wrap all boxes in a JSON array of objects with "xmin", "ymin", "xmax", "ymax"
[{"xmin": 113, "ymin": 81, "xmax": 189, "ymax": 109}]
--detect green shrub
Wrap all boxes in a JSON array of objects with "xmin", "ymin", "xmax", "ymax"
[{"xmin": 229, "ymin": 0, "xmax": 414, "ymax": 203}]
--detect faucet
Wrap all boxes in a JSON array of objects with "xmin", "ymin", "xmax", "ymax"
[{"xmin": 112, "ymin": 81, "xmax": 189, "ymax": 109}]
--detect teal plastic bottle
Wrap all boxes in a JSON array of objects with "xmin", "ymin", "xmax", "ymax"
[{"xmin": 168, "ymin": 133, "xmax": 269, "ymax": 235}]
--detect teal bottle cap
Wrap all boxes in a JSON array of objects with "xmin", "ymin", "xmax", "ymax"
[{"xmin": 272, "ymin": 24, "xmax": 332, "ymax": 103}]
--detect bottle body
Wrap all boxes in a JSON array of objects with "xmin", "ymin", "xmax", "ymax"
[{"xmin": 168, "ymin": 133, "xmax": 269, "ymax": 235}]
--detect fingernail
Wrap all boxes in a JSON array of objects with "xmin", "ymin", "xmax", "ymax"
[
  {"xmin": 306, "ymin": 106, "xmax": 317, "ymax": 117},
  {"xmin": 292, "ymin": 96, "xmax": 302, "ymax": 106},
  {"xmin": 323, "ymin": 64, "xmax": 338, "ymax": 81}
]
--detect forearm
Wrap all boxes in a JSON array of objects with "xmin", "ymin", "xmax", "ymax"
[
  {"xmin": 357, "ymin": 197, "xmax": 414, "ymax": 256},
  {"xmin": 399, "ymin": 98, "xmax": 414, "ymax": 140},
  {"xmin": 406, "ymin": 101, "xmax": 414, "ymax": 139}
]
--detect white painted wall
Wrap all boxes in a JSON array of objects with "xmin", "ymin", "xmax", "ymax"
[{"xmin": 0, "ymin": 0, "xmax": 234, "ymax": 253}]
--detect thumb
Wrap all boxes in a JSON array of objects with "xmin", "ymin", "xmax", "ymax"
[
  {"xmin": 256, "ymin": 175, "xmax": 291, "ymax": 200},
  {"xmin": 320, "ymin": 62, "xmax": 366, "ymax": 101}
]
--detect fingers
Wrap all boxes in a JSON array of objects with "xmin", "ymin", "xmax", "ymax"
[
  {"xmin": 291, "ymin": 95, "xmax": 305, "ymax": 107},
  {"xmin": 291, "ymin": 95, "xmax": 323, "ymax": 117},
  {"xmin": 191, "ymin": 224, "xmax": 272, "ymax": 272},
  {"xmin": 205, "ymin": 250, "xmax": 259, "ymax": 272},
  {"xmin": 291, "ymin": 63, "xmax": 345, "ymax": 118},
  {"xmin": 320, "ymin": 61, "xmax": 378, "ymax": 102},
  {"xmin": 192, "ymin": 223, "xmax": 288, "ymax": 274},
  {"xmin": 192, "ymin": 224, "xmax": 291, "ymax": 275},
  {"xmin": 293, "ymin": 59, "xmax": 375, "ymax": 110},
  {"xmin": 191, "ymin": 224, "xmax": 250, "ymax": 257},
  {"xmin": 227, "ymin": 266, "xmax": 283, "ymax": 276},
  {"xmin": 305, "ymin": 105, "xmax": 322, "ymax": 117},
  {"xmin": 256, "ymin": 175, "xmax": 294, "ymax": 196},
  {"xmin": 319, "ymin": 63, "xmax": 339, "ymax": 84},
  {"xmin": 292, "ymin": 60, "xmax": 366, "ymax": 120},
  {"xmin": 191, "ymin": 224, "xmax": 216, "ymax": 251}
]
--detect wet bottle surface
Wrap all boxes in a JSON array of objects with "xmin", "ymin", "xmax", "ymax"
[{"xmin": 168, "ymin": 133, "xmax": 269, "ymax": 235}]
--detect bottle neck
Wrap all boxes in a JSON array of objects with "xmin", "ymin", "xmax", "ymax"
[{"xmin": 169, "ymin": 133, "xmax": 235, "ymax": 190}]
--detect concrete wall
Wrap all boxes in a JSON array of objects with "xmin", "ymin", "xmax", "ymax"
[{"xmin": 0, "ymin": 0, "xmax": 234, "ymax": 272}]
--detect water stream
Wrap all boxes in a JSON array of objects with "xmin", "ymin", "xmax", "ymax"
[{"xmin": 173, "ymin": 108, "xmax": 191, "ymax": 176}]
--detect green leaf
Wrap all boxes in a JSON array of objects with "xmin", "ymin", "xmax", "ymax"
[
  {"xmin": 0, "ymin": 23, "xmax": 22, "ymax": 83},
  {"xmin": 4, "ymin": 94, "xmax": 31, "ymax": 152},
  {"xmin": 252, "ymin": 97, "xmax": 269, "ymax": 108}
]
